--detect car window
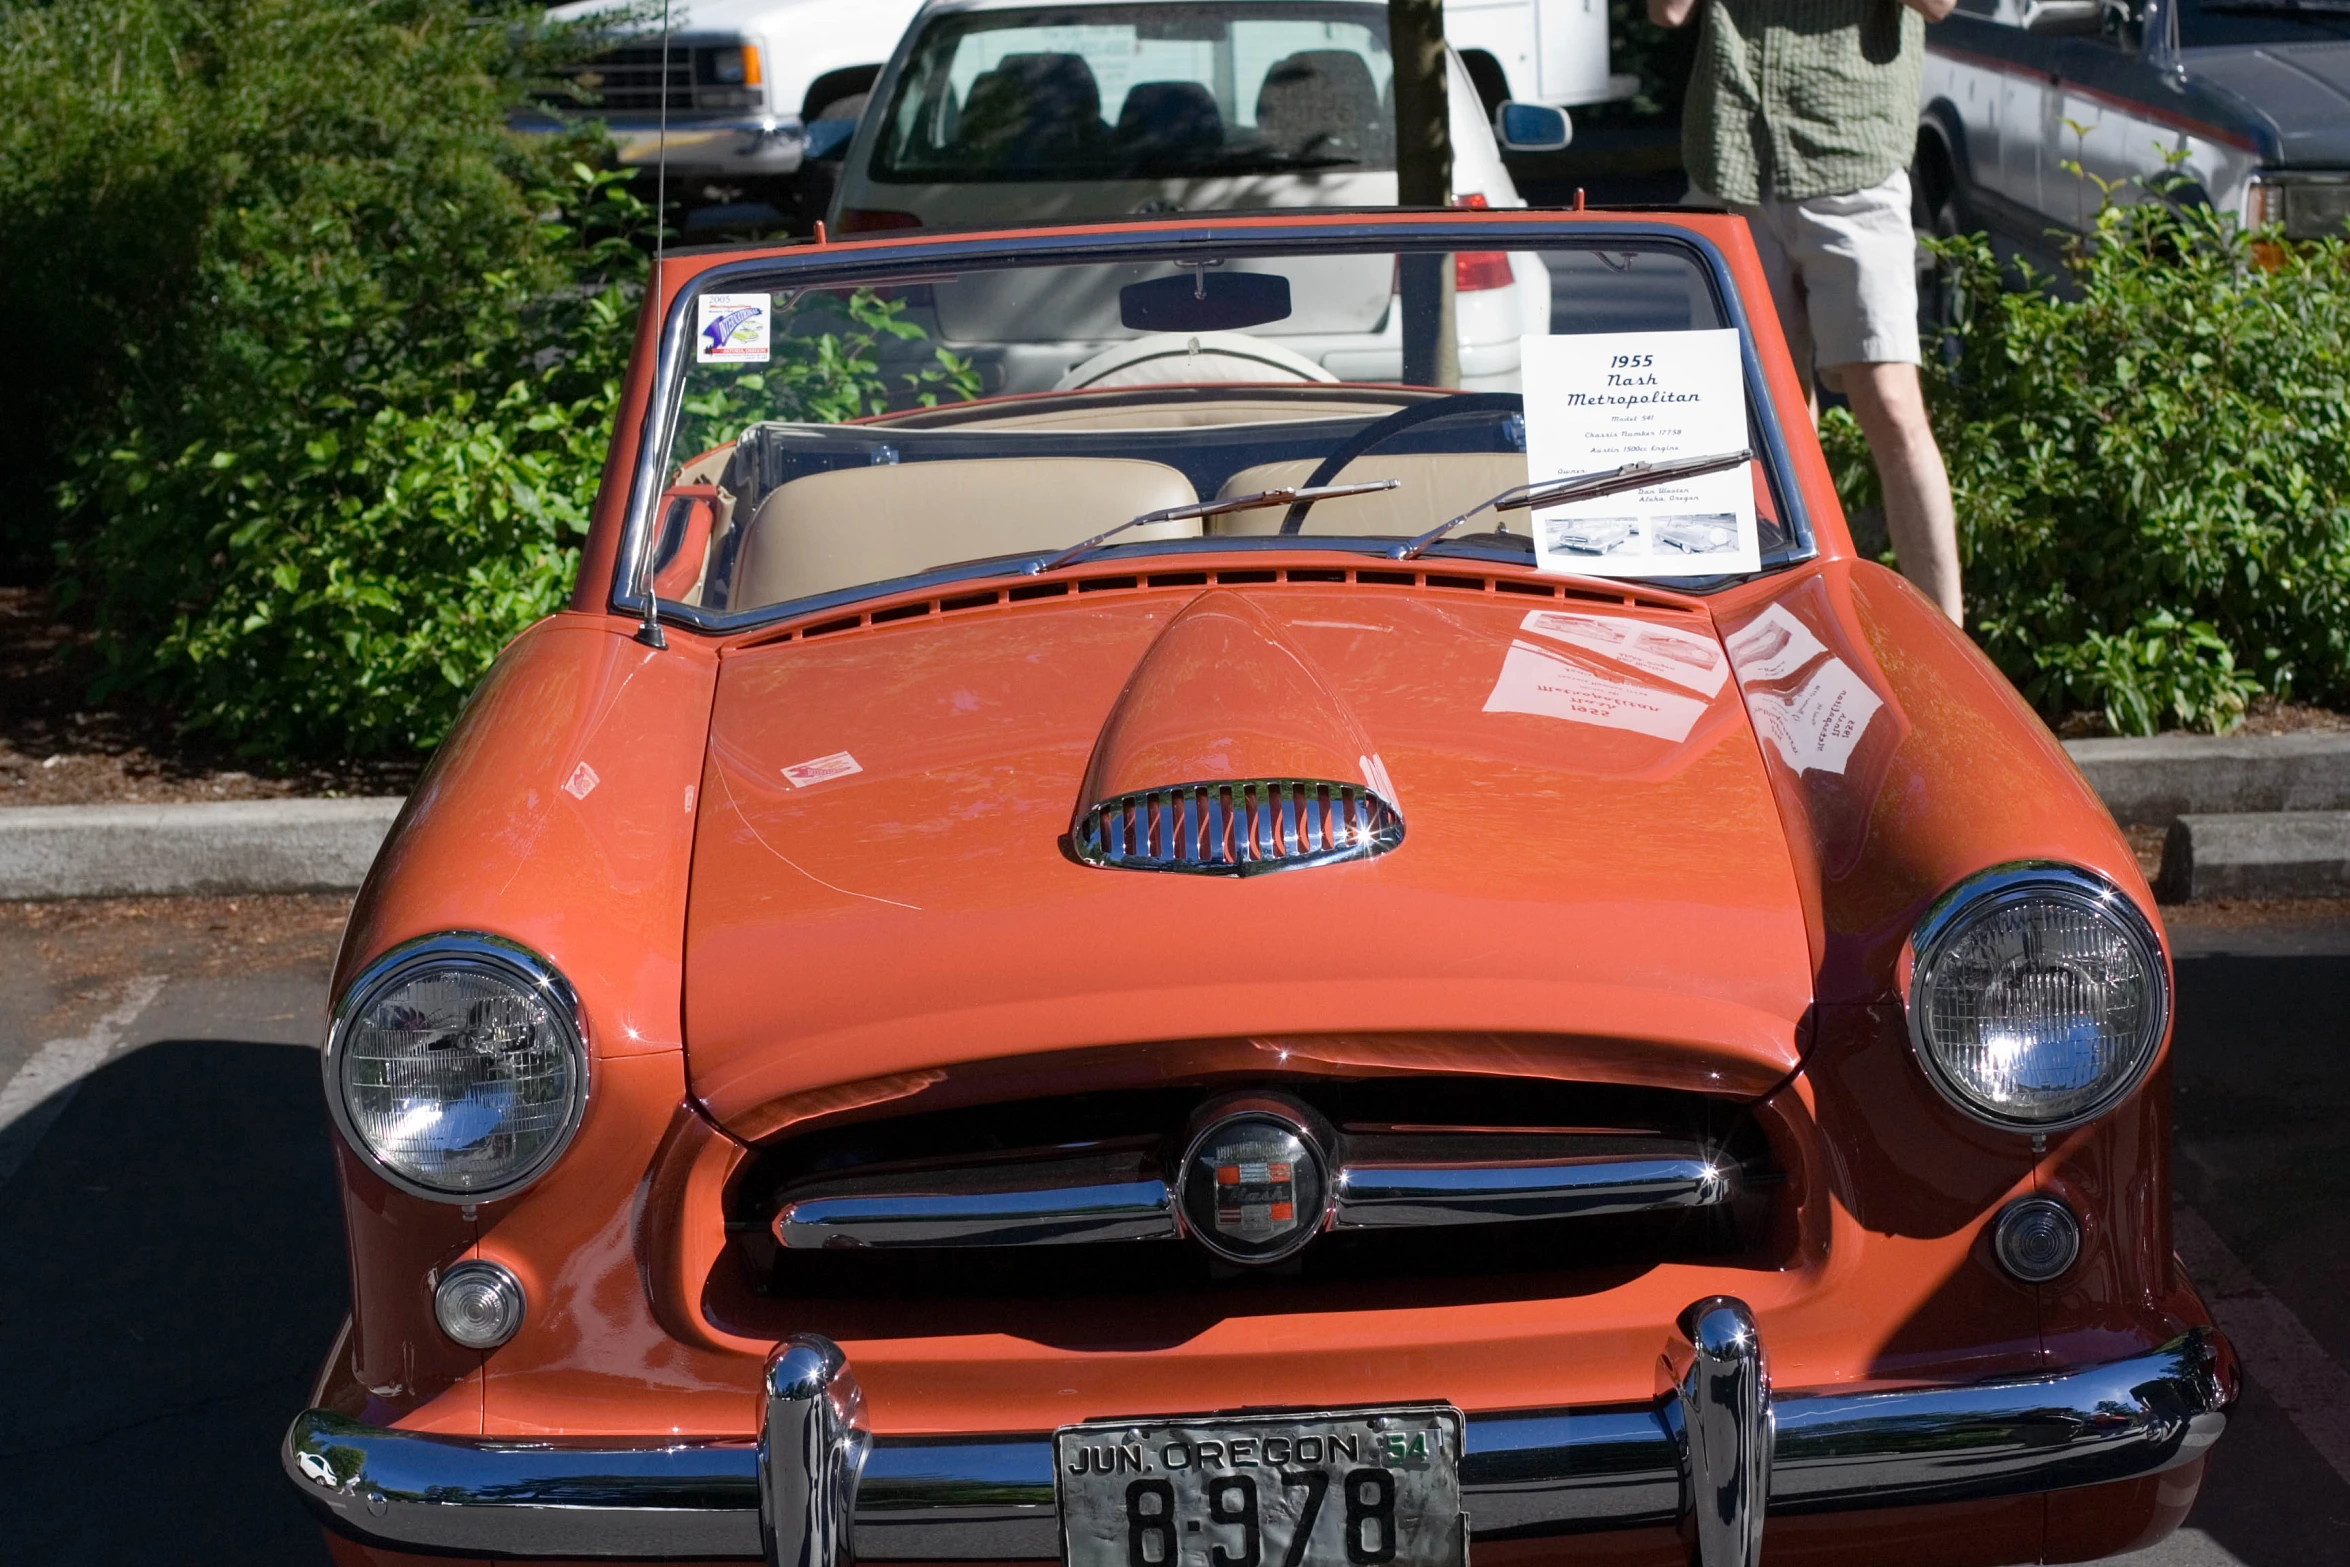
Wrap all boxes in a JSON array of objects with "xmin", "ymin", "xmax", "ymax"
[
  {"xmin": 2174, "ymin": 0, "xmax": 2350, "ymax": 45},
  {"xmin": 873, "ymin": 1, "xmax": 1397, "ymax": 181},
  {"xmin": 640, "ymin": 240, "xmax": 1803, "ymax": 619}
]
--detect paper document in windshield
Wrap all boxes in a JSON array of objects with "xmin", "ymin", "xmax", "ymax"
[{"xmin": 1519, "ymin": 329, "xmax": 1759, "ymax": 578}]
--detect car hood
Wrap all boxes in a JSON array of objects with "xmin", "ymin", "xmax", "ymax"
[
  {"xmin": 2184, "ymin": 43, "xmax": 2350, "ymax": 165},
  {"xmin": 682, "ymin": 582, "xmax": 1815, "ymax": 1138}
]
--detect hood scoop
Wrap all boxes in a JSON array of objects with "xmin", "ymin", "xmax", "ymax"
[{"xmin": 1071, "ymin": 591, "xmax": 1403, "ymax": 876}]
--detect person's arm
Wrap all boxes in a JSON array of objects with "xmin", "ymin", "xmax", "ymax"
[
  {"xmin": 1648, "ymin": 0, "xmax": 1700, "ymax": 28},
  {"xmin": 1902, "ymin": 0, "xmax": 1958, "ymax": 17}
]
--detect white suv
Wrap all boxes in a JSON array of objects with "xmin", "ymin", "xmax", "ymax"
[{"xmin": 827, "ymin": 0, "xmax": 1567, "ymax": 393}]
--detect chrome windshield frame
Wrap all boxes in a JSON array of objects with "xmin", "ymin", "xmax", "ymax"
[{"xmin": 607, "ymin": 217, "xmax": 1818, "ymax": 634}]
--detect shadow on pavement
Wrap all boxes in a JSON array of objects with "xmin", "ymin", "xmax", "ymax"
[
  {"xmin": 0, "ymin": 1038, "xmax": 344, "ymax": 1565},
  {"xmin": 2160, "ymin": 949, "xmax": 2350, "ymax": 1562}
]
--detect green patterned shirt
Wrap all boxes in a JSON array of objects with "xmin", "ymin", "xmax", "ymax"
[{"xmin": 1683, "ymin": 0, "xmax": 1925, "ymax": 205}]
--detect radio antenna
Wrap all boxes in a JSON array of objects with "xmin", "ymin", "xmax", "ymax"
[{"xmin": 633, "ymin": 0, "xmax": 676, "ymax": 650}]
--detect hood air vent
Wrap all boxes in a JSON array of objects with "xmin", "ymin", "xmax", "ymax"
[{"xmin": 1074, "ymin": 779, "xmax": 1403, "ymax": 876}]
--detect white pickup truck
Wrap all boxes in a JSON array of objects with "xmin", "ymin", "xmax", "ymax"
[{"xmin": 532, "ymin": 0, "xmax": 1630, "ymax": 226}]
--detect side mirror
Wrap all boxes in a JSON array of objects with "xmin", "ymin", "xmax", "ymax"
[
  {"xmin": 804, "ymin": 118, "xmax": 858, "ymax": 163},
  {"xmin": 1494, "ymin": 102, "xmax": 1571, "ymax": 154},
  {"xmin": 2020, "ymin": 0, "xmax": 2101, "ymax": 33}
]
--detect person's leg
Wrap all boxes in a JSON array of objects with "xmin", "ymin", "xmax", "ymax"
[
  {"xmin": 1781, "ymin": 171, "xmax": 1962, "ymax": 621},
  {"xmin": 1837, "ymin": 361, "xmax": 1962, "ymax": 623}
]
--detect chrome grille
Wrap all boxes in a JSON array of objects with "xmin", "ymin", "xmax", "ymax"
[
  {"xmin": 543, "ymin": 45, "xmax": 756, "ymax": 119},
  {"xmin": 1073, "ymin": 779, "xmax": 1402, "ymax": 876}
]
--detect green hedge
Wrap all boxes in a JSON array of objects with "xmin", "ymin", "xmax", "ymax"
[
  {"xmin": 2, "ymin": 0, "xmax": 644, "ymax": 757},
  {"xmin": 1823, "ymin": 197, "xmax": 2350, "ymax": 735}
]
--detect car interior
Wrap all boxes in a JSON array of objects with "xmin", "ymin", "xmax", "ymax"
[
  {"xmin": 877, "ymin": 4, "xmax": 1404, "ymax": 183},
  {"xmin": 653, "ymin": 391, "xmax": 1785, "ymax": 612},
  {"xmin": 648, "ymin": 239, "xmax": 1781, "ymax": 615},
  {"xmin": 942, "ymin": 49, "xmax": 1393, "ymax": 172}
]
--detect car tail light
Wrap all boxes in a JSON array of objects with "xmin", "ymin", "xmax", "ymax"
[
  {"xmin": 1454, "ymin": 251, "xmax": 1514, "ymax": 291},
  {"xmin": 837, "ymin": 208, "xmax": 923, "ymax": 234}
]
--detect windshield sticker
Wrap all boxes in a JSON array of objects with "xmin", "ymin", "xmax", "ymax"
[
  {"xmin": 1519, "ymin": 328, "xmax": 1760, "ymax": 579},
  {"xmin": 1519, "ymin": 610, "xmax": 1728, "ymax": 697},
  {"xmin": 561, "ymin": 761, "xmax": 600, "ymax": 801},
  {"xmin": 781, "ymin": 751, "xmax": 863, "ymax": 788},
  {"xmin": 697, "ymin": 293, "xmax": 771, "ymax": 364},
  {"xmin": 1747, "ymin": 658, "xmax": 1883, "ymax": 775},
  {"xmin": 1484, "ymin": 639, "xmax": 1707, "ymax": 743},
  {"xmin": 1726, "ymin": 604, "xmax": 1829, "ymax": 684}
]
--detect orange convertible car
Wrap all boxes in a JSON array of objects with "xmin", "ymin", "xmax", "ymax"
[{"xmin": 284, "ymin": 208, "xmax": 2233, "ymax": 1567}]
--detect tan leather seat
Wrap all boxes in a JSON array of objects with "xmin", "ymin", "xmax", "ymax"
[
  {"xmin": 1212, "ymin": 452, "xmax": 1529, "ymax": 536},
  {"xmin": 729, "ymin": 458, "xmax": 1202, "ymax": 607}
]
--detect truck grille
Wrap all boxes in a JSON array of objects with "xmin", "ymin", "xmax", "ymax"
[{"xmin": 542, "ymin": 45, "xmax": 760, "ymax": 119}]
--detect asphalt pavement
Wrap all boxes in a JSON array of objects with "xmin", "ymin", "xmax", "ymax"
[{"xmin": 1, "ymin": 895, "xmax": 2346, "ymax": 1563}]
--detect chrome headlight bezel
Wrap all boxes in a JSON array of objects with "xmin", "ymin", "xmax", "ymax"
[
  {"xmin": 1898, "ymin": 862, "xmax": 2169, "ymax": 1133},
  {"xmin": 323, "ymin": 932, "xmax": 591, "ymax": 1204}
]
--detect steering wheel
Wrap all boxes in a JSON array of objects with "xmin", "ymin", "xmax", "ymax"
[{"xmin": 1279, "ymin": 391, "xmax": 1525, "ymax": 533}]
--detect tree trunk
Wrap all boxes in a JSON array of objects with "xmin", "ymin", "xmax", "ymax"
[{"xmin": 1390, "ymin": 0, "xmax": 1457, "ymax": 387}]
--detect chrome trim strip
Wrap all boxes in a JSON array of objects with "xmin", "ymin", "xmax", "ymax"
[
  {"xmin": 285, "ymin": 1329, "xmax": 2228, "ymax": 1559},
  {"xmin": 779, "ymin": 1180, "xmax": 1177, "ymax": 1249},
  {"xmin": 771, "ymin": 1137, "xmax": 1729, "ymax": 1250},
  {"xmin": 1332, "ymin": 1155, "xmax": 1731, "ymax": 1228}
]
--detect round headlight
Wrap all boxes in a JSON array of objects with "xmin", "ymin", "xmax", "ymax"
[
  {"xmin": 325, "ymin": 933, "xmax": 589, "ymax": 1202},
  {"xmin": 1902, "ymin": 864, "xmax": 2168, "ymax": 1131}
]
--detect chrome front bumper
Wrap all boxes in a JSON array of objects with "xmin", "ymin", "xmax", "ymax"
[
  {"xmin": 284, "ymin": 1305, "xmax": 2229, "ymax": 1566},
  {"xmin": 509, "ymin": 110, "xmax": 808, "ymax": 175}
]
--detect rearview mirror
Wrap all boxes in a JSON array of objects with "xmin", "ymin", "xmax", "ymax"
[
  {"xmin": 1119, "ymin": 270, "xmax": 1293, "ymax": 332},
  {"xmin": 1494, "ymin": 102, "xmax": 1571, "ymax": 154}
]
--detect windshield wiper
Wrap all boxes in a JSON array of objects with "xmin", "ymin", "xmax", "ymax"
[
  {"xmin": 1393, "ymin": 449, "xmax": 1754, "ymax": 561},
  {"xmin": 1031, "ymin": 480, "xmax": 1402, "ymax": 573}
]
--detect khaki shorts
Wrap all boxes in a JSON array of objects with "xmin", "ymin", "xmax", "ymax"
[{"xmin": 1690, "ymin": 170, "xmax": 1921, "ymax": 390}]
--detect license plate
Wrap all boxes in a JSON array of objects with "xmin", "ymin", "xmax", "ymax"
[{"xmin": 1055, "ymin": 1406, "xmax": 1464, "ymax": 1567}]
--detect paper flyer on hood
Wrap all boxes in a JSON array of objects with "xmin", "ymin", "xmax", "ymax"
[{"xmin": 1519, "ymin": 328, "xmax": 1759, "ymax": 579}]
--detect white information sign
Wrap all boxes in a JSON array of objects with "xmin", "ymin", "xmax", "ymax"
[
  {"xmin": 1483, "ymin": 639, "xmax": 1708, "ymax": 743},
  {"xmin": 1519, "ymin": 329, "xmax": 1758, "ymax": 578}
]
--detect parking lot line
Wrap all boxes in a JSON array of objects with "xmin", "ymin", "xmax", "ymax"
[
  {"xmin": 0, "ymin": 973, "xmax": 165, "ymax": 1187},
  {"xmin": 2175, "ymin": 1203, "xmax": 2350, "ymax": 1488}
]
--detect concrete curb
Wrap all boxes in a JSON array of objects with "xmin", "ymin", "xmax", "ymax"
[
  {"xmin": 2157, "ymin": 812, "xmax": 2350, "ymax": 903},
  {"xmin": 2063, "ymin": 732, "xmax": 2350, "ymax": 825},
  {"xmin": 0, "ymin": 732, "xmax": 2341, "ymax": 901},
  {"xmin": 0, "ymin": 798, "xmax": 404, "ymax": 901}
]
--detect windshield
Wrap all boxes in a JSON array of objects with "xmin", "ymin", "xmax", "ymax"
[
  {"xmin": 2176, "ymin": 0, "xmax": 2350, "ymax": 45},
  {"xmin": 639, "ymin": 237, "xmax": 1803, "ymax": 620},
  {"xmin": 873, "ymin": 2, "xmax": 1398, "ymax": 181}
]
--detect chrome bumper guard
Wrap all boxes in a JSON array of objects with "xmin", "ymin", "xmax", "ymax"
[{"xmin": 284, "ymin": 1308, "xmax": 2229, "ymax": 1566}]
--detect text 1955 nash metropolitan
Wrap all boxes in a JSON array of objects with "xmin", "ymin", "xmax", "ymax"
[{"xmin": 282, "ymin": 206, "xmax": 2233, "ymax": 1567}]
